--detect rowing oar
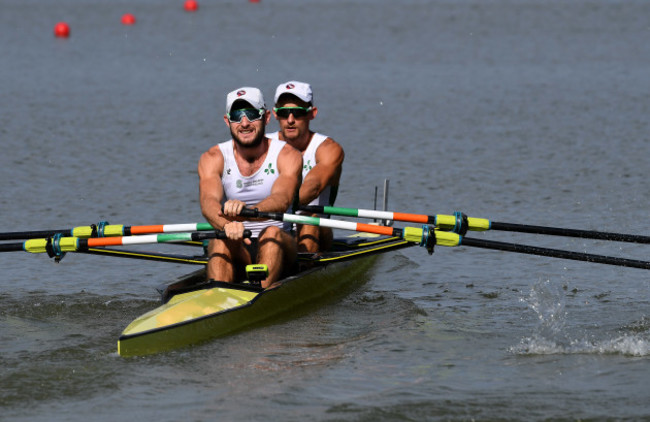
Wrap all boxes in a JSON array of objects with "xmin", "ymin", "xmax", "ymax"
[
  {"xmin": 0, "ymin": 221, "xmax": 216, "ymax": 241},
  {"xmin": 299, "ymin": 205, "xmax": 650, "ymax": 244},
  {"xmin": 241, "ymin": 209, "xmax": 650, "ymax": 270},
  {"xmin": 0, "ymin": 230, "xmax": 251, "ymax": 255}
]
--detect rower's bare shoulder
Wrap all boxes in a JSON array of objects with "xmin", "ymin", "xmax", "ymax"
[
  {"xmin": 200, "ymin": 144, "xmax": 225, "ymax": 162},
  {"xmin": 322, "ymin": 136, "xmax": 340, "ymax": 147},
  {"xmin": 316, "ymin": 137, "xmax": 344, "ymax": 164},
  {"xmin": 203, "ymin": 144, "xmax": 225, "ymax": 158},
  {"xmin": 280, "ymin": 142, "xmax": 302, "ymax": 162},
  {"xmin": 278, "ymin": 143, "xmax": 303, "ymax": 174},
  {"xmin": 198, "ymin": 144, "xmax": 225, "ymax": 175}
]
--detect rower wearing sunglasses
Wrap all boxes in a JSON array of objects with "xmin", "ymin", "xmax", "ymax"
[
  {"xmin": 198, "ymin": 87, "xmax": 302, "ymax": 288},
  {"xmin": 269, "ymin": 81, "xmax": 345, "ymax": 253}
]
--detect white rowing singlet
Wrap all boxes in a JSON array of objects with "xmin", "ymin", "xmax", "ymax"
[
  {"xmin": 267, "ymin": 131, "xmax": 337, "ymax": 207},
  {"xmin": 301, "ymin": 133, "xmax": 334, "ymax": 207},
  {"xmin": 218, "ymin": 138, "xmax": 293, "ymax": 237}
]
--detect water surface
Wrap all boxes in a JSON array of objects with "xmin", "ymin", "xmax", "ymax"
[{"xmin": 1, "ymin": 0, "xmax": 649, "ymax": 420}]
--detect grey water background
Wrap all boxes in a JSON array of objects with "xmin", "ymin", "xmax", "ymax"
[{"xmin": 1, "ymin": 0, "xmax": 649, "ymax": 420}]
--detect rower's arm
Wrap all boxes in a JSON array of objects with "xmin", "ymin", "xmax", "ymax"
[
  {"xmin": 299, "ymin": 138, "xmax": 344, "ymax": 205},
  {"xmin": 255, "ymin": 144, "xmax": 302, "ymax": 213},
  {"xmin": 198, "ymin": 146, "xmax": 230, "ymax": 230}
]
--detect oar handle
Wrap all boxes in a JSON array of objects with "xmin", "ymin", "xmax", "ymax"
[
  {"xmin": 239, "ymin": 208, "xmax": 260, "ymax": 218},
  {"xmin": 191, "ymin": 230, "xmax": 252, "ymax": 241},
  {"xmin": 239, "ymin": 208, "xmax": 284, "ymax": 220}
]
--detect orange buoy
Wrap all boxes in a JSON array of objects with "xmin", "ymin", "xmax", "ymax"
[
  {"xmin": 121, "ymin": 13, "xmax": 136, "ymax": 25},
  {"xmin": 184, "ymin": 0, "xmax": 198, "ymax": 11},
  {"xmin": 54, "ymin": 22, "xmax": 70, "ymax": 38}
]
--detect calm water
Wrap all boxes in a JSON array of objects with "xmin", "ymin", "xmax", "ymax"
[{"xmin": 1, "ymin": 0, "xmax": 649, "ymax": 420}]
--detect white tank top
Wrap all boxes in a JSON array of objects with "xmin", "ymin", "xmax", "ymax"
[
  {"xmin": 218, "ymin": 138, "xmax": 293, "ymax": 237},
  {"xmin": 267, "ymin": 131, "xmax": 337, "ymax": 207}
]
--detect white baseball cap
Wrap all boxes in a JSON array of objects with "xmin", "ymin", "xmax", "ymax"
[
  {"xmin": 274, "ymin": 81, "xmax": 313, "ymax": 105},
  {"xmin": 226, "ymin": 87, "xmax": 266, "ymax": 113}
]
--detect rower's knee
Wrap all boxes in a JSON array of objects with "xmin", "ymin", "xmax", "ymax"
[
  {"xmin": 258, "ymin": 225, "xmax": 283, "ymax": 240},
  {"xmin": 258, "ymin": 226, "xmax": 284, "ymax": 255},
  {"xmin": 258, "ymin": 226, "xmax": 296, "ymax": 262},
  {"xmin": 298, "ymin": 235, "xmax": 318, "ymax": 253}
]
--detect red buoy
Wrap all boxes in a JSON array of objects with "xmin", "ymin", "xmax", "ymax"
[
  {"xmin": 54, "ymin": 22, "xmax": 70, "ymax": 38},
  {"xmin": 249, "ymin": 0, "xmax": 261, "ymax": 3},
  {"xmin": 121, "ymin": 14, "xmax": 136, "ymax": 25},
  {"xmin": 184, "ymin": 0, "xmax": 198, "ymax": 11}
]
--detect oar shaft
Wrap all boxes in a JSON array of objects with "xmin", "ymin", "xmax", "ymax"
[
  {"xmin": 126, "ymin": 223, "xmax": 215, "ymax": 235},
  {"xmin": 0, "ymin": 242, "xmax": 26, "ymax": 252},
  {"xmin": 301, "ymin": 205, "xmax": 650, "ymax": 245},
  {"xmin": 490, "ymin": 222, "xmax": 650, "ymax": 244},
  {"xmin": 4, "ymin": 230, "xmax": 250, "ymax": 254},
  {"xmin": 300, "ymin": 205, "xmax": 434, "ymax": 224},
  {"xmin": 243, "ymin": 209, "xmax": 650, "ymax": 271},
  {"xmin": 0, "ymin": 222, "xmax": 216, "ymax": 241},
  {"xmin": 239, "ymin": 209, "xmax": 460, "ymax": 249},
  {"xmin": 461, "ymin": 237, "xmax": 650, "ymax": 270},
  {"xmin": 0, "ymin": 225, "xmax": 126, "ymax": 240},
  {"xmin": 299, "ymin": 205, "xmax": 490, "ymax": 232},
  {"xmin": 81, "ymin": 248, "xmax": 208, "ymax": 265},
  {"xmin": 0, "ymin": 229, "xmax": 74, "ymax": 241},
  {"xmin": 82, "ymin": 230, "xmax": 242, "ymax": 250},
  {"xmin": 244, "ymin": 210, "xmax": 397, "ymax": 237}
]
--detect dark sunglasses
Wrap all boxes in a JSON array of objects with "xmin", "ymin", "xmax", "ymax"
[
  {"xmin": 228, "ymin": 108, "xmax": 264, "ymax": 123},
  {"xmin": 273, "ymin": 106, "xmax": 312, "ymax": 119}
]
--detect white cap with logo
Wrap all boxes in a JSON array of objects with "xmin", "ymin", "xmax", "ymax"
[
  {"xmin": 274, "ymin": 81, "xmax": 313, "ymax": 105},
  {"xmin": 226, "ymin": 87, "xmax": 266, "ymax": 113}
]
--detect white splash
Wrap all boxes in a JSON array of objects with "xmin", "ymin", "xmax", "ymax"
[
  {"xmin": 511, "ymin": 333, "xmax": 650, "ymax": 357},
  {"xmin": 510, "ymin": 279, "xmax": 649, "ymax": 357}
]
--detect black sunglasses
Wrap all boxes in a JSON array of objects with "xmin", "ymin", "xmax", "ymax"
[{"xmin": 273, "ymin": 106, "xmax": 312, "ymax": 119}]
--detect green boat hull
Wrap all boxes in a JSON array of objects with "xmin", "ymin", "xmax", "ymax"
[{"xmin": 117, "ymin": 234, "xmax": 411, "ymax": 357}]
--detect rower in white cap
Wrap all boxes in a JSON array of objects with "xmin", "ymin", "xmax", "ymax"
[
  {"xmin": 198, "ymin": 86, "xmax": 302, "ymax": 288},
  {"xmin": 269, "ymin": 81, "xmax": 345, "ymax": 253}
]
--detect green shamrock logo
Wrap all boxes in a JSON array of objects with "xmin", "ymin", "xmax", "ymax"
[
  {"xmin": 264, "ymin": 163, "xmax": 275, "ymax": 175},
  {"xmin": 303, "ymin": 160, "xmax": 313, "ymax": 171}
]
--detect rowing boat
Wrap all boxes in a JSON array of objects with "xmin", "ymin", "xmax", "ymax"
[
  {"xmin": 117, "ymin": 233, "xmax": 413, "ymax": 357},
  {"xmin": 5, "ymin": 184, "xmax": 650, "ymax": 356}
]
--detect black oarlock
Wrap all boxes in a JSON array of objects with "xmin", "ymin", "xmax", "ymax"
[
  {"xmin": 45, "ymin": 233, "xmax": 67, "ymax": 263},
  {"xmin": 421, "ymin": 225, "xmax": 436, "ymax": 255},
  {"xmin": 453, "ymin": 212, "xmax": 469, "ymax": 236}
]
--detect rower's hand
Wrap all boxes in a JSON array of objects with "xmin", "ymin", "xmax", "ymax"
[
  {"xmin": 222, "ymin": 199, "xmax": 247, "ymax": 218},
  {"xmin": 223, "ymin": 221, "xmax": 251, "ymax": 245}
]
